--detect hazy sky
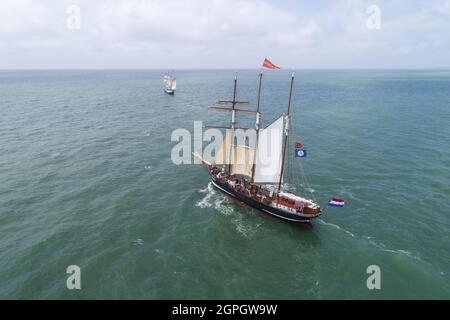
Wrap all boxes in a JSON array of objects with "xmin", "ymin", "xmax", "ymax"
[{"xmin": 1, "ymin": 0, "xmax": 449, "ymax": 69}]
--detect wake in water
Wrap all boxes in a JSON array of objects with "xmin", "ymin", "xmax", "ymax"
[
  {"xmin": 196, "ymin": 182, "xmax": 227, "ymax": 211},
  {"xmin": 368, "ymin": 240, "xmax": 415, "ymax": 258},
  {"xmin": 196, "ymin": 182, "xmax": 235, "ymax": 219},
  {"xmin": 196, "ymin": 182, "xmax": 233, "ymax": 216},
  {"xmin": 196, "ymin": 182, "xmax": 261, "ymax": 237},
  {"xmin": 318, "ymin": 219, "xmax": 355, "ymax": 237},
  {"xmin": 318, "ymin": 219, "xmax": 420, "ymax": 260}
]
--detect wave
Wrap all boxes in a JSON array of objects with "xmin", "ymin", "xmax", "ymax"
[
  {"xmin": 196, "ymin": 182, "xmax": 215, "ymax": 208},
  {"xmin": 214, "ymin": 197, "xmax": 234, "ymax": 216},
  {"xmin": 368, "ymin": 240, "xmax": 416, "ymax": 258},
  {"xmin": 318, "ymin": 219, "xmax": 355, "ymax": 237},
  {"xmin": 231, "ymin": 216, "xmax": 261, "ymax": 237},
  {"xmin": 197, "ymin": 183, "xmax": 234, "ymax": 215},
  {"xmin": 196, "ymin": 182, "xmax": 261, "ymax": 237},
  {"xmin": 198, "ymin": 182, "xmax": 213, "ymax": 194},
  {"xmin": 318, "ymin": 219, "xmax": 421, "ymax": 260}
]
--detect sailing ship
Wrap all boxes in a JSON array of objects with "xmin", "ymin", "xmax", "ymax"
[
  {"xmin": 163, "ymin": 72, "xmax": 177, "ymax": 94},
  {"xmin": 194, "ymin": 72, "xmax": 322, "ymax": 224}
]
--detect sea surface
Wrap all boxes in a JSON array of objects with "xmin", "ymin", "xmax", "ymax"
[{"xmin": 0, "ymin": 69, "xmax": 449, "ymax": 299}]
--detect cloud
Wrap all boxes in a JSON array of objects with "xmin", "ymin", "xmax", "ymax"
[{"xmin": 0, "ymin": 0, "xmax": 449, "ymax": 68}]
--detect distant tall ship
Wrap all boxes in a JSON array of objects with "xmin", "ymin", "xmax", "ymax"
[
  {"xmin": 163, "ymin": 72, "xmax": 176, "ymax": 94},
  {"xmin": 194, "ymin": 60, "xmax": 322, "ymax": 224}
]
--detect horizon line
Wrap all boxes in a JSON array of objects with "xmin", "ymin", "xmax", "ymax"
[{"xmin": 1, "ymin": 67, "xmax": 450, "ymax": 71}]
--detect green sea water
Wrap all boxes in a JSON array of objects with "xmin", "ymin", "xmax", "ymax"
[{"xmin": 0, "ymin": 70, "xmax": 449, "ymax": 299}]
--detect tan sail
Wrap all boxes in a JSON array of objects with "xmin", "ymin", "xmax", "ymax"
[
  {"xmin": 214, "ymin": 129, "xmax": 255, "ymax": 178},
  {"xmin": 214, "ymin": 129, "xmax": 232, "ymax": 165},
  {"xmin": 230, "ymin": 145, "xmax": 255, "ymax": 177}
]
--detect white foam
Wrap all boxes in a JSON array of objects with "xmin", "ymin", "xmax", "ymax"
[
  {"xmin": 318, "ymin": 219, "xmax": 355, "ymax": 237},
  {"xmin": 214, "ymin": 197, "xmax": 234, "ymax": 216},
  {"xmin": 231, "ymin": 215, "xmax": 259, "ymax": 237},
  {"xmin": 196, "ymin": 182, "xmax": 234, "ymax": 215},
  {"xmin": 368, "ymin": 239, "xmax": 419, "ymax": 260},
  {"xmin": 319, "ymin": 221, "xmax": 421, "ymax": 262},
  {"xmin": 198, "ymin": 182, "xmax": 214, "ymax": 194},
  {"xmin": 196, "ymin": 183, "xmax": 261, "ymax": 237},
  {"xmin": 196, "ymin": 182, "xmax": 215, "ymax": 208},
  {"xmin": 196, "ymin": 192, "xmax": 213, "ymax": 208}
]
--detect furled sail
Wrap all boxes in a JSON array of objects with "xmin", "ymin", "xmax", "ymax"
[
  {"xmin": 214, "ymin": 129, "xmax": 255, "ymax": 178},
  {"xmin": 253, "ymin": 116, "xmax": 284, "ymax": 183}
]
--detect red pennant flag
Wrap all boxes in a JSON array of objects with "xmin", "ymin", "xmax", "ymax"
[{"xmin": 262, "ymin": 58, "xmax": 280, "ymax": 69}]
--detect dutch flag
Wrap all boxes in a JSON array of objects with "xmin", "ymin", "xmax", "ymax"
[{"xmin": 329, "ymin": 198, "xmax": 345, "ymax": 207}]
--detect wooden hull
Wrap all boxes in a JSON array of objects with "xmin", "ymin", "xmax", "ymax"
[{"xmin": 211, "ymin": 175, "xmax": 319, "ymax": 224}]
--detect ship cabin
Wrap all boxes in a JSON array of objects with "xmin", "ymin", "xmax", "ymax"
[{"xmin": 277, "ymin": 192, "xmax": 321, "ymax": 215}]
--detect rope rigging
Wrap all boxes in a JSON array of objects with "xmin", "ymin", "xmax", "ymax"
[{"xmin": 287, "ymin": 80, "xmax": 318, "ymax": 204}]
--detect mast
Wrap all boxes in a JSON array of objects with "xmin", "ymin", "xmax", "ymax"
[
  {"xmin": 277, "ymin": 72, "xmax": 295, "ymax": 192},
  {"xmin": 228, "ymin": 73, "xmax": 238, "ymax": 173},
  {"xmin": 209, "ymin": 73, "xmax": 253, "ymax": 173},
  {"xmin": 251, "ymin": 70, "xmax": 263, "ymax": 182}
]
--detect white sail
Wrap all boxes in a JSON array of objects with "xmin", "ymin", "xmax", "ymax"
[
  {"xmin": 163, "ymin": 75, "xmax": 170, "ymax": 85},
  {"xmin": 253, "ymin": 116, "xmax": 284, "ymax": 183},
  {"xmin": 164, "ymin": 74, "xmax": 176, "ymax": 92}
]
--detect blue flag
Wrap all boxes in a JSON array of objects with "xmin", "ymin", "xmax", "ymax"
[{"xmin": 295, "ymin": 149, "xmax": 307, "ymax": 157}]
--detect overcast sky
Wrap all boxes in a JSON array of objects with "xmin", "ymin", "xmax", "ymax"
[{"xmin": 0, "ymin": 0, "xmax": 449, "ymax": 69}]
